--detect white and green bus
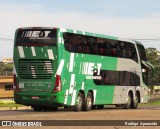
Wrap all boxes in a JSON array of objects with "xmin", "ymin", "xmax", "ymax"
[{"xmin": 13, "ymin": 27, "xmax": 153, "ymax": 111}]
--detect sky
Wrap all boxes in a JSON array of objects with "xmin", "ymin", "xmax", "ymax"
[{"xmin": 0, "ymin": 0, "xmax": 160, "ymax": 59}]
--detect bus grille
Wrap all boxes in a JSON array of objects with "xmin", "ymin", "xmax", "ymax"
[{"xmin": 19, "ymin": 59, "xmax": 53, "ymax": 79}]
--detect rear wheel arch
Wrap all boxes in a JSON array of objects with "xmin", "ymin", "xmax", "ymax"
[
  {"xmin": 136, "ymin": 90, "xmax": 141, "ymax": 103},
  {"xmin": 128, "ymin": 90, "xmax": 134, "ymax": 99},
  {"xmin": 79, "ymin": 90, "xmax": 85, "ymax": 98},
  {"xmin": 88, "ymin": 90, "xmax": 94, "ymax": 100}
]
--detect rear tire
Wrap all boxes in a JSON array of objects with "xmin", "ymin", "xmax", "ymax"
[
  {"xmin": 131, "ymin": 92, "xmax": 139, "ymax": 109},
  {"xmin": 84, "ymin": 92, "xmax": 93, "ymax": 111},
  {"xmin": 75, "ymin": 92, "xmax": 84, "ymax": 112}
]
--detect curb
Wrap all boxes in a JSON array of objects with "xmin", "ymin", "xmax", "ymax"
[{"xmin": 0, "ymin": 106, "xmax": 32, "ymax": 111}]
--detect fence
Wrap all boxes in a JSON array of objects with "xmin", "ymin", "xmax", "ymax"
[{"xmin": 0, "ymin": 71, "xmax": 13, "ymax": 77}]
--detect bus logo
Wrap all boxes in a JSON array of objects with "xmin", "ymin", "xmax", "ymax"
[{"xmin": 81, "ymin": 62, "xmax": 102, "ymax": 75}]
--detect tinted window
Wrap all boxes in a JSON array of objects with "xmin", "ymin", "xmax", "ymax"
[
  {"xmin": 93, "ymin": 70, "xmax": 140, "ymax": 86},
  {"xmin": 63, "ymin": 33, "xmax": 138, "ymax": 62},
  {"xmin": 16, "ymin": 29, "xmax": 57, "ymax": 46},
  {"xmin": 118, "ymin": 42, "xmax": 138, "ymax": 62},
  {"xmin": 137, "ymin": 44, "xmax": 147, "ymax": 61}
]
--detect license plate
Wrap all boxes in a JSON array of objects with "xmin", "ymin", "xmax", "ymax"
[{"xmin": 31, "ymin": 96, "xmax": 39, "ymax": 100}]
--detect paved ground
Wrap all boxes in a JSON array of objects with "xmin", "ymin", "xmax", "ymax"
[{"xmin": 0, "ymin": 106, "xmax": 160, "ymax": 129}]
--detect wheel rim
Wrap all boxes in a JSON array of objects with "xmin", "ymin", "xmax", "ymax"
[
  {"xmin": 134, "ymin": 94, "xmax": 138, "ymax": 106},
  {"xmin": 87, "ymin": 96, "xmax": 92, "ymax": 108},
  {"xmin": 127, "ymin": 95, "xmax": 131, "ymax": 107},
  {"xmin": 77, "ymin": 95, "xmax": 82, "ymax": 109}
]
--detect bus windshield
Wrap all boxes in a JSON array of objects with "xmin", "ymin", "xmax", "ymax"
[{"xmin": 16, "ymin": 29, "xmax": 57, "ymax": 46}]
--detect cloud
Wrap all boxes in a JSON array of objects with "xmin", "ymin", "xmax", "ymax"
[{"xmin": 0, "ymin": 3, "xmax": 160, "ymax": 58}]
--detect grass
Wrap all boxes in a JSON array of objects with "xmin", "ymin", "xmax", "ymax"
[
  {"xmin": 0, "ymin": 100, "xmax": 30, "ymax": 109},
  {"xmin": 140, "ymin": 94, "xmax": 160, "ymax": 107},
  {"xmin": 140, "ymin": 101, "xmax": 160, "ymax": 107},
  {"xmin": 0, "ymin": 103, "xmax": 26, "ymax": 107}
]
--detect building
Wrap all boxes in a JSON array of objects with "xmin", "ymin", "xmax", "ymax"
[
  {"xmin": 0, "ymin": 76, "xmax": 13, "ymax": 98},
  {"xmin": 2, "ymin": 58, "xmax": 13, "ymax": 64}
]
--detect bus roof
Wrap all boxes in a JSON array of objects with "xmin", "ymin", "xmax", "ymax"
[{"xmin": 17, "ymin": 27, "xmax": 143, "ymax": 46}]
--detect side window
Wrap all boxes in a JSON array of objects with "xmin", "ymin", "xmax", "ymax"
[
  {"xmin": 64, "ymin": 33, "xmax": 97, "ymax": 54},
  {"xmin": 118, "ymin": 42, "xmax": 125, "ymax": 58},
  {"xmin": 76, "ymin": 35, "xmax": 86, "ymax": 53},
  {"xmin": 96, "ymin": 38, "xmax": 108, "ymax": 56},
  {"xmin": 130, "ymin": 44, "xmax": 138, "ymax": 62},
  {"xmin": 127, "ymin": 43, "xmax": 138, "ymax": 62},
  {"xmin": 93, "ymin": 70, "xmax": 140, "ymax": 86},
  {"xmin": 63, "ymin": 32, "xmax": 138, "ymax": 61},
  {"xmin": 118, "ymin": 42, "xmax": 138, "ymax": 62},
  {"xmin": 109, "ymin": 41, "xmax": 118, "ymax": 57},
  {"xmin": 64, "ymin": 33, "xmax": 72, "ymax": 52},
  {"xmin": 84, "ymin": 37, "xmax": 96, "ymax": 54}
]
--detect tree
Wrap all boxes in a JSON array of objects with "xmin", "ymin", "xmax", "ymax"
[
  {"xmin": 146, "ymin": 48, "xmax": 160, "ymax": 85},
  {"xmin": 3, "ymin": 63, "xmax": 13, "ymax": 71},
  {"xmin": 0, "ymin": 62, "xmax": 4, "ymax": 76},
  {"xmin": 0, "ymin": 62, "xmax": 13, "ymax": 76},
  {"xmin": 146, "ymin": 48, "xmax": 159, "ymax": 65}
]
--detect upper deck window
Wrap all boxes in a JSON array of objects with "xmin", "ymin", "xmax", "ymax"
[
  {"xmin": 16, "ymin": 29, "xmax": 57, "ymax": 46},
  {"xmin": 63, "ymin": 32, "xmax": 138, "ymax": 62}
]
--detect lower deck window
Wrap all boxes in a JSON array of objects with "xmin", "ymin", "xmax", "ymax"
[{"xmin": 93, "ymin": 70, "xmax": 140, "ymax": 86}]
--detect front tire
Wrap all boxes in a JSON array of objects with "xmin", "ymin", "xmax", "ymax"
[{"xmin": 131, "ymin": 92, "xmax": 139, "ymax": 109}]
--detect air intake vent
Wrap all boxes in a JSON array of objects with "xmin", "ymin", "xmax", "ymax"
[{"xmin": 19, "ymin": 59, "xmax": 53, "ymax": 79}]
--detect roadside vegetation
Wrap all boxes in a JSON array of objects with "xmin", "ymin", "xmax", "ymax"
[
  {"xmin": 0, "ymin": 100, "xmax": 30, "ymax": 110},
  {"xmin": 143, "ymin": 48, "xmax": 160, "ymax": 106}
]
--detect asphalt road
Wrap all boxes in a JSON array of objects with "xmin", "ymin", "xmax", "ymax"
[{"xmin": 0, "ymin": 106, "xmax": 160, "ymax": 129}]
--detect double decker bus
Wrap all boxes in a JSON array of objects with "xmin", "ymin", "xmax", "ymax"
[{"xmin": 13, "ymin": 27, "xmax": 153, "ymax": 111}]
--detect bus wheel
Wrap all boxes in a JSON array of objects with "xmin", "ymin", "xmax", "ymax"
[
  {"xmin": 32, "ymin": 106, "xmax": 42, "ymax": 111},
  {"xmin": 84, "ymin": 92, "xmax": 93, "ymax": 111},
  {"xmin": 97, "ymin": 105, "xmax": 104, "ymax": 109},
  {"xmin": 75, "ymin": 92, "xmax": 84, "ymax": 112},
  {"xmin": 124, "ymin": 92, "xmax": 132, "ymax": 109},
  {"xmin": 131, "ymin": 93, "xmax": 139, "ymax": 109}
]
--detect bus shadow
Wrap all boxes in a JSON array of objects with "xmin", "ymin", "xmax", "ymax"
[{"xmin": 11, "ymin": 105, "xmax": 130, "ymax": 113}]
